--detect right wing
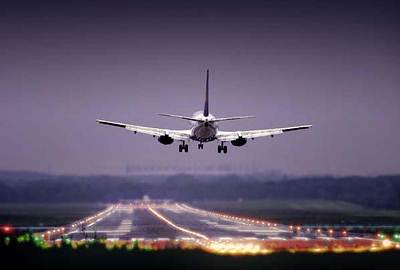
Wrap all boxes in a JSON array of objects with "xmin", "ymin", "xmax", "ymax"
[
  {"xmin": 216, "ymin": 125, "xmax": 312, "ymax": 141},
  {"xmin": 96, "ymin": 119, "xmax": 191, "ymax": 141}
]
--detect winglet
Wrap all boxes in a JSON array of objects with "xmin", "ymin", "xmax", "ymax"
[{"xmin": 203, "ymin": 69, "xmax": 209, "ymax": 117}]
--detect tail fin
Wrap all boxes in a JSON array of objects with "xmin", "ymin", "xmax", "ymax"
[{"xmin": 203, "ymin": 69, "xmax": 209, "ymax": 117}]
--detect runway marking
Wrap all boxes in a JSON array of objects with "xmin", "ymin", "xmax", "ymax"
[
  {"xmin": 110, "ymin": 219, "xmax": 132, "ymax": 235},
  {"xmin": 147, "ymin": 206, "xmax": 209, "ymax": 240}
]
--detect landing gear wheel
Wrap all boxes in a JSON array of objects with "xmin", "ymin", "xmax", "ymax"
[
  {"xmin": 179, "ymin": 142, "xmax": 188, "ymax": 153},
  {"xmin": 217, "ymin": 145, "xmax": 222, "ymax": 153},
  {"xmin": 223, "ymin": 145, "xmax": 227, "ymax": 154}
]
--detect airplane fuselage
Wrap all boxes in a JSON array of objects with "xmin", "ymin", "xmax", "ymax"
[{"xmin": 190, "ymin": 112, "xmax": 218, "ymax": 142}]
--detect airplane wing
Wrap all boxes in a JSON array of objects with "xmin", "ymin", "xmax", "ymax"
[
  {"xmin": 216, "ymin": 125, "xmax": 312, "ymax": 141},
  {"xmin": 96, "ymin": 119, "xmax": 191, "ymax": 141}
]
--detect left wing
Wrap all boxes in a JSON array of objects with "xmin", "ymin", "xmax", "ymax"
[
  {"xmin": 216, "ymin": 125, "xmax": 312, "ymax": 141},
  {"xmin": 96, "ymin": 119, "xmax": 191, "ymax": 141}
]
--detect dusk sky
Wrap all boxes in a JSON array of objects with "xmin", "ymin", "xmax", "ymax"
[{"xmin": 1, "ymin": 0, "xmax": 399, "ymax": 176}]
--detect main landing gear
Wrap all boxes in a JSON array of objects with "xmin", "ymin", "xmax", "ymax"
[
  {"xmin": 217, "ymin": 142, "xmax": 227, "ymax": 154},
  {"xmin": 178, "ymin": 141, "xmax": 188, "ymax": 152},
  {"xmin": 198, "ymin": 143, "xmax": 204, "ymax": 150}
]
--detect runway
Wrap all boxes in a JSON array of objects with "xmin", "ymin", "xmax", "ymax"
[
  {"xmin": 40, "ymin": 201, "xmax": 399, "ymax": 254},
  {"xmin": 65, "ymin": 202, "xmax": 291, "ymax": 241}
]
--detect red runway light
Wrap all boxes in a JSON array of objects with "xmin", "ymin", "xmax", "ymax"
[{"xmin": 2, "ymin": 225, "xmax": 13, "ymax": 234}]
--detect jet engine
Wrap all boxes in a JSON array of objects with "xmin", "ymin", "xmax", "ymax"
[
  {"xmin": 158, "ymin": 135, "xmax": 174, "ymax": 145},
  {"xmin": 231, "ymin": 137, "xmax": 247, "ymax": 147}
]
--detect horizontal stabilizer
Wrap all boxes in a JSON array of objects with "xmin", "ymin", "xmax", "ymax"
[
  {"xmin": 210, "ymin": 116, "xmax": 255, "ymax": 122},
  {"xmin": 158, "ymin": 113, "xmax": 202, "ymax": 122}
]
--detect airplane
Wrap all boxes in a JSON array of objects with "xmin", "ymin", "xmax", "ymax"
[{"xmin": 96, "ymin": 70, "xmax": 312, "ymax": 153}]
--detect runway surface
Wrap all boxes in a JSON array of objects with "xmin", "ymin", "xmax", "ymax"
[
  {"xmin": 66, "ymin": 202, "xmax": 291, "ymax": 241},
  {"xmin": 40, "ymin": 201, "xmax": 399, "ymax": 254}
]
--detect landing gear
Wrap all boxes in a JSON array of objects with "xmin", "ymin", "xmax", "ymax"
[
  {"xmin": 198, "ymin": 144, "xmax": 204, "ymax": 150},
  {"xmin": 179, "ymin": 142, "xmax": 188, "ymax": 152},
  {"xmin": 217, "ymin": 142, "xmax": 227, "ymax": 154}
]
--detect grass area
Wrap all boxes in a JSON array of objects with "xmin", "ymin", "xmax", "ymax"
[
  {"xmin": 194, "ymin": 199, "xmax": 400, "ymax": 225},
  {"xmin": 0, "ymin": 203, "xmax": 106, "ymax": 227}
]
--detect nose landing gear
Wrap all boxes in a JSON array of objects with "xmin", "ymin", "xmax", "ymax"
[{"xmin": 198, "ymin": 144, "xmax": 204, "ymax": 150}]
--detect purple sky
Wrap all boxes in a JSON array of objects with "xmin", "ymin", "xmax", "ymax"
[{"xmin": 1, "ymin": 0, "xmax": 399, "ymax": 175}]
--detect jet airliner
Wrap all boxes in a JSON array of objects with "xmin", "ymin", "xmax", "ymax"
[{"xmin": 96, "ymin": 70, "xmax": 311, "ymax": 153}]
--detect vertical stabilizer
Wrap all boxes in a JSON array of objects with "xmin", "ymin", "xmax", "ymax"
[{"xmin": 203, "ymin": 69, "xmax": 209, "ymax": 117}]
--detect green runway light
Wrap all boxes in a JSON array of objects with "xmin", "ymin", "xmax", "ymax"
[
  {"xmin": 4, "ymin": 236, "xmax": 10, "ymax": 246},
  {"xmin": 17, "ymin": 234, "xmax": 30, "ymax": 243},
  {"xmin": 393, "ymin": 234, "xmax": 400, "ymax": 242}
]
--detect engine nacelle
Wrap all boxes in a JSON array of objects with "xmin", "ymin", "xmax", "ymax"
[
  {"xmin": 231, "ymin": 137, "xmax": 247, "ymax": 147},
  {"xmin": 158, "ymin": 135, "xmax": 174, "ymax": 145}
]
